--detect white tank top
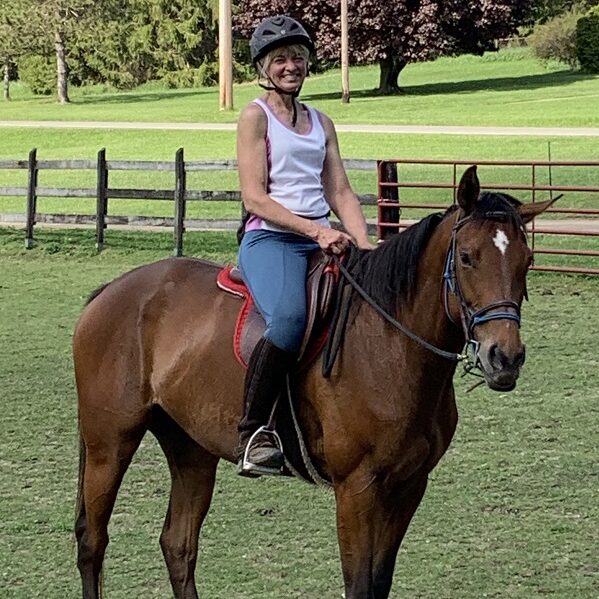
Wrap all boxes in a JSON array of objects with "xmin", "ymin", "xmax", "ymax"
[{"xmin": 248, "ymin": 98, "xmax": 331, "ymax": 233}]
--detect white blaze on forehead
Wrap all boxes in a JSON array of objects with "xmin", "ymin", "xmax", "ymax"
[{"xmin": 493, "ymin": 229, "xmax": 509, "ymax": 255}]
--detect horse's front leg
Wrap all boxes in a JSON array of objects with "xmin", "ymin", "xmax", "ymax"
[{"xmin": 334, "ymin": 467, "xmax": 428, "ymax": 599}]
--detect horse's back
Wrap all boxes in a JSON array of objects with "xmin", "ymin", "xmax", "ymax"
[{"xmin": 74, "ymin": 257, "xmax": 245, "ymax": 458}]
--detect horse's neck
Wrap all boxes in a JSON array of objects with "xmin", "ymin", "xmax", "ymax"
[
  {"xmin": 411, "ymin": 218, "xmax": 463, "ymax": 354},
  {"xmin": 344, "ymin": 217, "xmax": 463, "ymax": 390}
]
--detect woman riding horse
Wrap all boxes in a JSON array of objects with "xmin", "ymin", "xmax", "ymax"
[{"xmin": 236, "ymin": 15, "xmax": 374, "ymax": 476}]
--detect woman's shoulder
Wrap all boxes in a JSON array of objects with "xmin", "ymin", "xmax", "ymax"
[
  {"xmin": 238, "ymin": 101, "xmax": 268, "ymax": 130},
  {"xmin": 306, "ymin": 106, "xmax": 334, "ymax": 134},
  {"xmin": 237, "ymin": 102, "xmax": 268, "ymax": 137}
]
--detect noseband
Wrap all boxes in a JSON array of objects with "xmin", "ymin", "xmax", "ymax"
[{"xmin": 442, "ymin": 213, "xmax": 522, "ymax": 363}]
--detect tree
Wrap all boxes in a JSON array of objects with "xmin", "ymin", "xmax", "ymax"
[
  {"xmin": 68, "ymin": 0, "xmax": 223, "ymax": 89},
  {"xmin": 529, "ymin": 0, "xmax": 597, "ymax": 23},
  {"xmin": 236, "ymin": 0, "xmax": 534, "ymax": 94},
  {"xmin": 0, "ymin": 0, "xmax": 29, "ymax": 100},
  {"xmin": 127, "ymin": 0, "xmax": 219, "ymax": 85},
  {"xmin": 16, "ymin": 0, "xmax": 116, "ymax": 103}
]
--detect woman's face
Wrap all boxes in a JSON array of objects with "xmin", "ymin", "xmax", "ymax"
[{"xmin": 265, "ymin": 47, "xmax": 308, "ymax": 93}]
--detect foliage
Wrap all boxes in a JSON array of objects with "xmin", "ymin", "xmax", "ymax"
[
  {"xmin": 1, "ymin": 0, "xmax": 235, "ymax": 92},
  {"xmin": 127, "ymin": 0, "xmax": 218, "ymax": 83},
  {"xmin": 67, "ymin": 8, "xmax": 148, "ymax": 89},
  {"xmin": 528, "ymin": 0, "xmax": 598, "ymax": 23},
  {"xmin": 161, "ymin": 62, "xmax": 218, "ymax": 88},
  {"xmin": 17, "ymin": 54, "xmax": 56, "ymax": 95},
  {"xmin": 529, "ymin": 8, "xmax": 583, "ymax": 67},
  {"xmin": 576, "ymin": 7, "xmax": 599, "ymax": 72},
  {"xmin": 235, "ymin": 0, "xmax": 534, "ymax": 92},
  {"xmin": 0, "ymin": 0, "xmax": 26, "ymax": 64}
]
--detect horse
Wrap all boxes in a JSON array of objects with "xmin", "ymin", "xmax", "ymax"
[{"xmin": 73, "ymin": 166, "xmax": 555, "ymax": 598}]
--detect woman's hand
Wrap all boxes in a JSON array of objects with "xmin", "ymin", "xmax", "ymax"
[
  {"xmin": 315, "ymin": 227, "xmax": 353, "ymax": 255},
  {"xmin": 356, "ymin": 239, "xmax": 377, "ymax": 251}
]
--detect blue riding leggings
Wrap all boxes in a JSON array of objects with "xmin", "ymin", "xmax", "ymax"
[{"xmin": 238, "ymin": 230, "xmax": 320, "ymax": 353}]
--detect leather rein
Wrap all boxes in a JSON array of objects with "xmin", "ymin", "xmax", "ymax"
[{"xmin": 325, "ymin": 212, "xmax": 524, "ymax": 377}]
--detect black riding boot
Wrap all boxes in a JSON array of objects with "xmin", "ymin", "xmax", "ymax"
[{"xmin": 237, "ymin": 337, "xmax": 297, "ymax": 477}]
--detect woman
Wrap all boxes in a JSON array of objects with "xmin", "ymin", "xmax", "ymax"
[{"xmin": 236, "ymin": 15, "xmax": 374, "ymax": 477}]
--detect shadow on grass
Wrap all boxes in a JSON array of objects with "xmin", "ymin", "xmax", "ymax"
[
  {"xmin": 0, "ymin": 226, "xmax": 238, "ymax": 260},
  {"xmin": 74, "ymin": 88, "xmax": 214, "ymax": 105},
  {"xmin": 303, "ymin": 70, "xmax": 593, "ymax": 101}
]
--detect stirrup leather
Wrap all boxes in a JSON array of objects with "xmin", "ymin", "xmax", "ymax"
[{"xmin": 238, "ymin": 426, "xmax": 284, "ymax": 477}]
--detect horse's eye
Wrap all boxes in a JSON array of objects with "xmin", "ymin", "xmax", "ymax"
[{"xmin": 459, "ymin": 251, "xmax": 472, "ymax": 267}]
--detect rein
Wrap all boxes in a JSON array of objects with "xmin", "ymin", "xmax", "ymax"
[{"xmin": 323, "ymin": 212, "xmax": 524, "ymax": 378}]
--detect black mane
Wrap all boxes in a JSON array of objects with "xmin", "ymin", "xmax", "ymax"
[{"xmin": 346, "ymin": 191, "xmax": 524, "ymax": 314}]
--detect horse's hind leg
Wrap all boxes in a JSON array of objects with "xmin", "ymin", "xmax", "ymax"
[
  {"xmin": 75, "ymin": 422, "xmax": 147, "ymax": 599},
  {"xmin": 151, "ymin": 409, "xmax": 219, "ymax": 599}
]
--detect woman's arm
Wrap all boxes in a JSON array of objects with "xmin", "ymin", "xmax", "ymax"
[
  {"xmin": 320, "ymin": 113, "xmax": 375, "ymax": 250},
  {"xmin": 237, "ymin": 103, "xmax": 351, "ymax": 254}
]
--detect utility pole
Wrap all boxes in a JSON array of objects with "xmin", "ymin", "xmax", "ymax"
[
  {"xmin": 341, "ymin": 0, "xmax": 349, "ymax": 104},
  {"xmin": 219, "ymin": 0, "xmax": 233, "ymax": 110}
]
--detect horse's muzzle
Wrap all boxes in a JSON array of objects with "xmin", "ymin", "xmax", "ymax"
[{"xmin": 478, "ymin": 342, "xmax": 526, "ymax": 392}]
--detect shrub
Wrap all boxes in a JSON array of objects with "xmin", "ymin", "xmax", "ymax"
[
  {"xmin": 529, "ymin": 9, "xmax": 582, "ymax": 68},
  {"xmin": 18, "ymin": 54, "xmax": 55, "ymax": 95},
  {"xmin": 576, "ymin": 7, "xmax": 599, "ymax": 73}
]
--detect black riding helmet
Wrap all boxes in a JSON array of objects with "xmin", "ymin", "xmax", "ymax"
[{"xmin": 250, "ymin": 15, "xmax": 314, "ymax": 65}]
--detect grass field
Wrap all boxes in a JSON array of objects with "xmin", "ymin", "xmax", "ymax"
[
  {"xmin": 2, "ymin": 49, "xmax": 599, "ymax": 127},
  {"xmin": 0, "ymin": 227, "xmax": 597, "ymax": 598}
]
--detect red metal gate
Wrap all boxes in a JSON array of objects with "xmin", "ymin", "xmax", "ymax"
[{"xmin": 377, "ymin": 159, "xmax": 599, "ymax": 275}]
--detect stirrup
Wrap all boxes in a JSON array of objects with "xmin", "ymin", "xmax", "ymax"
[{"xmin": 238, "ymin": 426, "xmax": 284, "ymax": 477}]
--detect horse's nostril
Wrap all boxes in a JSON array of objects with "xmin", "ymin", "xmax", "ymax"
[
  {"xmin": 489, "ymin": 344, "xmax": 525, "ymax": 370},
  {"xmin": 489, "ymin": 343, "xmax": 499, "ymax": 365},
  {"xmin": 515, "ymin": 346, "xmax": 526, "ymax": 368}
]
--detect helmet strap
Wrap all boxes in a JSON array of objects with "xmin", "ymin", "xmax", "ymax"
[{"xmin": 258, "ymin": 79, "xmax": 304, "ymax": 127}]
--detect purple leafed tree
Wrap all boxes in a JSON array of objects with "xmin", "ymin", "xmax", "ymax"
[{"xmin": 235, "ymin": 0, "xmax": 533, "ymax": 94}]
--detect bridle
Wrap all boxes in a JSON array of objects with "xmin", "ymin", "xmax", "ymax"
[
  {"xmin": 324, "ymin": 210, "xmax": 527, "ymax": 377},
  {"xmin": 442, "ymin": 212, "xmax": 523, "ymax": 370}
]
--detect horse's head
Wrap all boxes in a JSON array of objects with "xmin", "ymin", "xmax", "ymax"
[{"xmin": 445, "ymin": 166, "xmax": 556, "ymax": 391}]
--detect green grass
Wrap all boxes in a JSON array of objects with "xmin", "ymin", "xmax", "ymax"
[
  {"xmin": 0, "ymin": 227, "xmax": 598, "ymax": 597},
  {"xmin": 2, "ymin": 48, "xmax": 599, "ymax": 127}
]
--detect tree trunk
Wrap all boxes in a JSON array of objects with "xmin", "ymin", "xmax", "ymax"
[
  {"xmin": 54, "ymin": 30, "xmax": 70, "ymax": 104},
  {"xmin": 377, "ymin": 51, "xmax": 408, "ymax": 94},
  {"xmin": 3, "ymin": 61, "xmax": 10, "ymax": 101}
]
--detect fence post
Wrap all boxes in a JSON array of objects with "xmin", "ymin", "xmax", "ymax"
[
  {"xmin": 174, "ymin": 148, "xmax": 186, "ymax": 256},
  {"xmin": 25, "ymin": 148, "xmax": 38, "ymax": 248},
  {"xmin": 530, "ymin": 163, "xmax": 536, "ymax": 265},
  {"xmin": 96, "ymin": 148, "xmax": 108, "ymax": 251},
  {"xmin": 377, "ymin": 160, "xmax": 400, "ymax": 241}
]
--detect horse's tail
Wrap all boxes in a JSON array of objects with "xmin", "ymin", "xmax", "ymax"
[
  {"xmin": 85, "ymin": 282, "xmax": 110, "ymax": 306},
  {"xmin": 74, "ymin": 430, "xmax": 105, "ymax": 598},
  {"xmin": 75, "ymin": 432, "xmax": 86, "ymax": 539}
]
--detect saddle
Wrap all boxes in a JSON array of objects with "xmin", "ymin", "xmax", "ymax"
[{"xmin": 216, "ymin": 251, "xmax": 340, "ymax": 369}]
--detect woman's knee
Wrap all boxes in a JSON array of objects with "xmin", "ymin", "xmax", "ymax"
[{"xmin": 267, "ymin": 311, "xmax": 306, "ymax": 353}]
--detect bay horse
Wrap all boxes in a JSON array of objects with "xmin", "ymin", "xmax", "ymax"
[{"xmin": 73, "ymin": 166, "xmax": 554, "ymax": 598}]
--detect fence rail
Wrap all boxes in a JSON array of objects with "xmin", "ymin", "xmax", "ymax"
[
  {"xmin": 376, "ymin": 159, "xmax": 599, "ymax": 275},
  {"xmin": 1, "ymin": 149, "xmax": 598, "ymax": 274}
]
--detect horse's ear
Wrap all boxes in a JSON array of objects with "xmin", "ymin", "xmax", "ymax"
[
  {"xmin": 517, "ymin": 196, "xmax": 561, "ymax": 224},
  {"xmin": 457, "ymin": 165, "xmax": 480, "ymax": 214}
]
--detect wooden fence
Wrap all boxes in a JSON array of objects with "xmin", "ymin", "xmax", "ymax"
[{"xmin": 0, "ymin": 148, "xmax": 377, "ymax": 255}]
